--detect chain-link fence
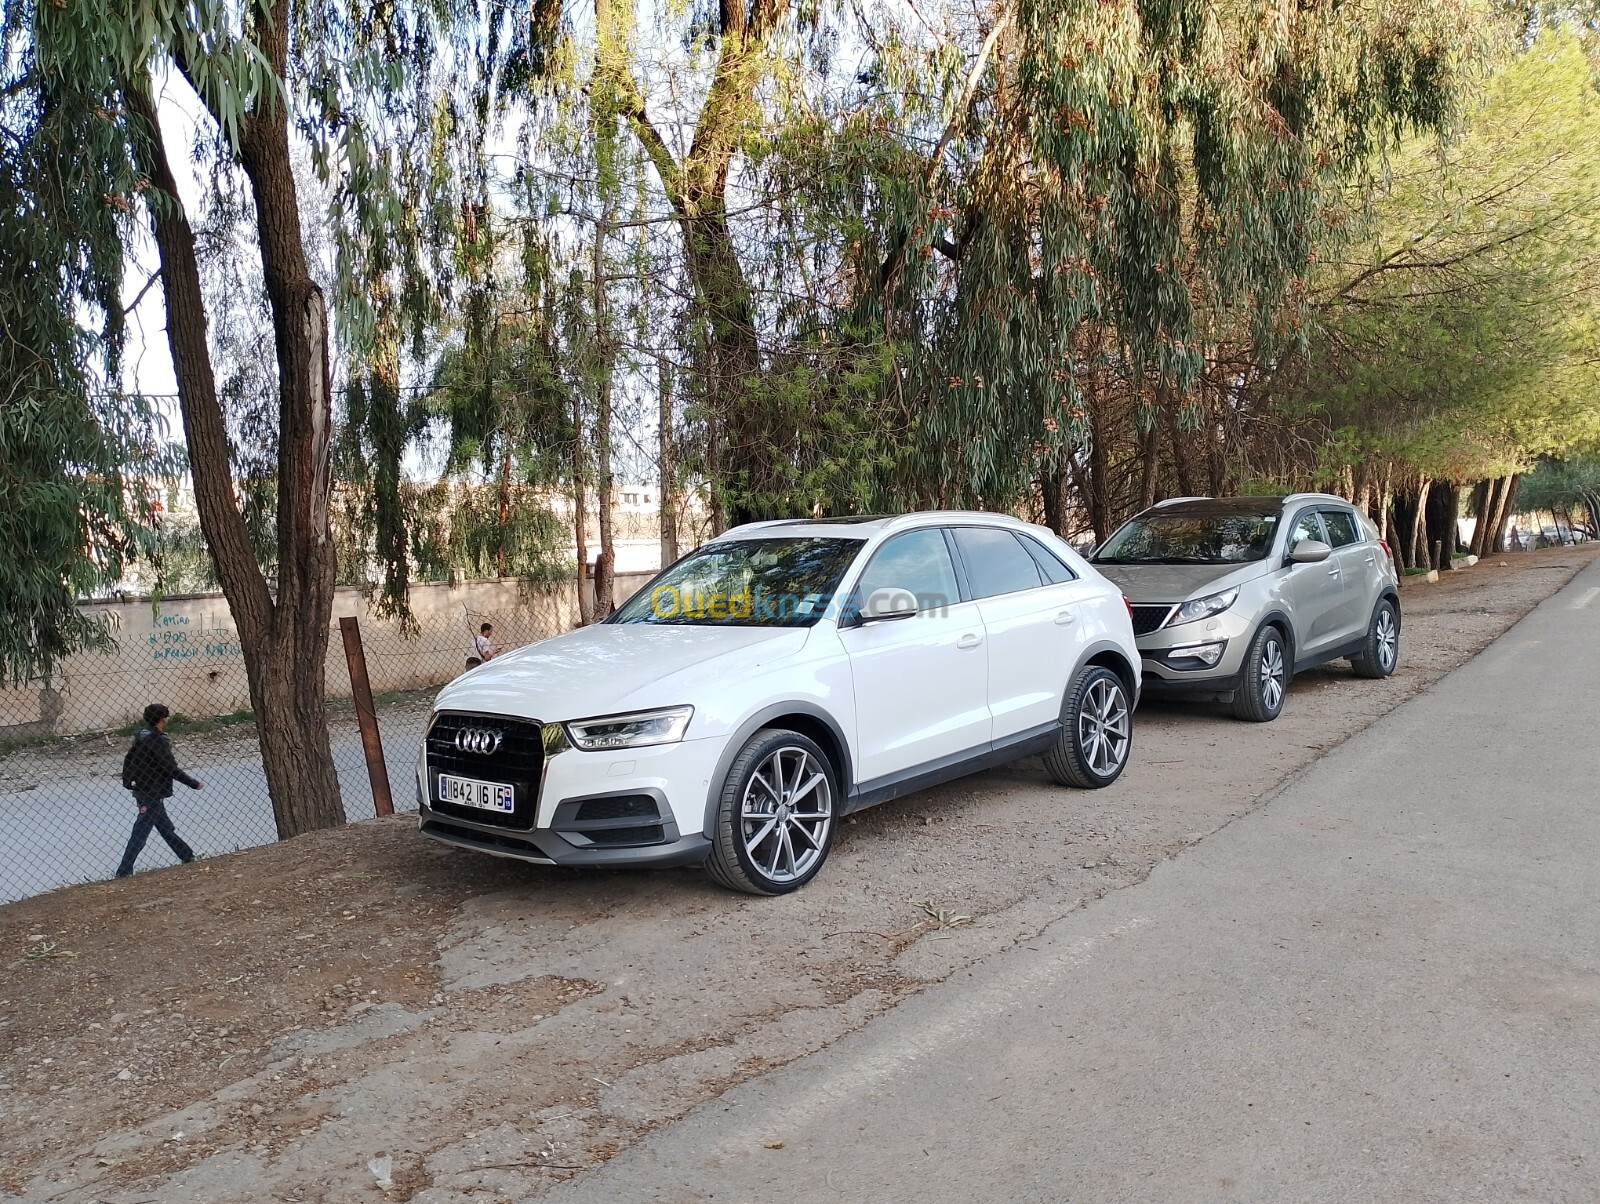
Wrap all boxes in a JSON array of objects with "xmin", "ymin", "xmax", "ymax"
[{"xmin": 0, "ymin": 575, "xmax": 651, "ymax": 905}]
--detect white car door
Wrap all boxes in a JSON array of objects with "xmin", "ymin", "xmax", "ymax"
[
  {"xmin": 838, "ymin": 527, "xmax": 992, "ymax": 784},
  {"xmin": 950, "ymin": 526, "xmax": 1092, "ymax": 741}
]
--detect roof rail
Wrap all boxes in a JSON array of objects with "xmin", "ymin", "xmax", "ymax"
[
  {"xmin": 707, "ymin": 519, "xmax": 796, "ymax": 541},
  {"xmin": 1150, "ymin": 495, "xmax": 1211, "ymax": 509}
]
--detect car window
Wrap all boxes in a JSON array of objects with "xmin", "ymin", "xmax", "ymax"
[
  {"xmin": 1320, "ymin": 510, "xmax": 1360, "ymax": 548},
  {"xmin": 610, "ymin": 537, "xmax": 864, "ymax": 627},
  {"xmin": 855, "ymin": 529, "xmax": 961, "ymax": 610},
  {"xmin": 1093, "ymin": 512, "xmax": 1280, "ymax": 564},
  {"xmin": 952, "ymin": 527, "xmax": 1043, "ymax": 598},
  {"xmin": 1287, "ymin": 510, "xmax": 1325, "ymax": 552},
  {"xmin": 1020, "ymin": 534, "xmax": 1078, "ymax": 583}
]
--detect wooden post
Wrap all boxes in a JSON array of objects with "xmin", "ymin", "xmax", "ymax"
[{"xmin": 339, "ymin": 616, "xmax": 394, "ymax": 818}]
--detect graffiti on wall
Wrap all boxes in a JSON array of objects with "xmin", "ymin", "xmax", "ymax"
[{"xmin": 146, "ymin": 613, "xmax": 242, "ymax": 662}]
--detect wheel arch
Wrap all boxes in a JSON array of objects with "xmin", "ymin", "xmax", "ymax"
[
  {"xmin": 1256, "ymin": 609, "xmax": 1296, "ymax": 666},
  {"xmin": 701, "ymin": 703, "xmax": 853, "ymax": 839},
  {"xmin": 1071, "ymin": 639, "xmax": 1139, "ymax": 708}
]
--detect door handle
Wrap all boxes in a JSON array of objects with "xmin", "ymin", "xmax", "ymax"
[
  {"xmin": 1326, "ymin": 566, "xmax": 1341, "ymax": 576},
  {"xmin": 1054, "ymin": 610, "xmax": 1075, "ymax": 626},
  {"xmin": 957, "ymin": 633, "xmax": 983, "ymax": 650}
]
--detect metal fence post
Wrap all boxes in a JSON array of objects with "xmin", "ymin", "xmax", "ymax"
[{"xmin": 339, "ymin": 616, "xmax": 394, "ymax": 818}]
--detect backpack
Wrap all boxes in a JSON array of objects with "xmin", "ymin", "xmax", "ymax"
[{"xmin": 121, "ymin": 731, "xmax": 149, "ymax": 792}]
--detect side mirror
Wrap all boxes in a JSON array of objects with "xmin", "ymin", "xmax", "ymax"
[
  {"xmin": 860, "ymin": 587, "xmax": 919, "ymax": 624},
  {"xmin": 1289, "ymin": 539, "xmax": 1332, "ymax": 565}
]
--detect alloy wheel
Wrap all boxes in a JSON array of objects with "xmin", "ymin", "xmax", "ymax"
[
  {"xmin": 1261, "ymin": 638, "xmax": 1286, "ymax": 712},
  {"xmin": 1076, "ymin": 677, "xmax": 1130, "ymax": 778},
  {"xmin": 740, "ymin": 746, "xmax": 833, "ymax": 885},
  {"xmin": 1376, "ymin": 609, "xmax": 1398, "ymax": 672}
]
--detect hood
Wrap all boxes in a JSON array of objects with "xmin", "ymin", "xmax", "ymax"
[
  {"xmin": 431, "ymin": 622, "xmax": 812, "ymax": 722},
  {"xmin": 1092, "ymin": 560, "xmax": 1268, "ymax": 604}
]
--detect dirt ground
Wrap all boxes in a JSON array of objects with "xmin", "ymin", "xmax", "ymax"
[{"xmin": 2, "ymin": 545, "xmax": 1595, "ymax": 1204}]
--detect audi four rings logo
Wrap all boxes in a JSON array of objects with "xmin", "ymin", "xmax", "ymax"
[{"xmin": 454, "ymin": 727, "xmax": 503, "ymax": 755}]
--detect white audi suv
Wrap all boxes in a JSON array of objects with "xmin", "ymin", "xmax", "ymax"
[{"xmin": 417, "ymin": 512, "xmax": 1141, "ymax": 894}]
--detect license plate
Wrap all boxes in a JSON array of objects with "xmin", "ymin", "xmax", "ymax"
[{"xmin": 437, "ymin": 773, "xmax": 516, "ymax": 814}]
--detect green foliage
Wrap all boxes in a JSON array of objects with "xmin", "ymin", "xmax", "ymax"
[
  {"xmin": 1519, "ymin": 456, "xmax": 1600, "ymax": 532},
  {"xmin": 0, "ymin": 0, "xmax": 177, "ymax": 684},
  {"xmin": 1299, "ymin": 31, "xmax": 1600, "ymax": 479}
]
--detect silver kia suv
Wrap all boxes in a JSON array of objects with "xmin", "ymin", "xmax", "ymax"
[{"xmin": 1090, "ymin": 495, "xmax": 1401, "ymax": 721}]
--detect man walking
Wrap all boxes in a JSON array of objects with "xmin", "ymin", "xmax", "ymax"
[{"xmin": 116, "ymin": 703, "xmax": 203, "ymax": 879}]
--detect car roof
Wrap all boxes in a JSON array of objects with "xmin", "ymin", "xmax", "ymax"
[
  {"xmin": 711, "ymin": 510, "xmax": 1039, "ymax": 542},
  {"xmin": 1138, "ymin": 493, "xmax": 1354, "ymax": 519},
  {"xmin": 1140, "ymin": 496, "xmax": 1288, "ymax": 518}
]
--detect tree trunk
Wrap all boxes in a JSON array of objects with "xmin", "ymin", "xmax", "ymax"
[
  {"xmin": 1383, "ymin": 495, "xmax": 1406, "ymax": 577},
  {"xmin": 592, "ymin": 223, "xmax": 616, "ymax": 618},
  {"xmin": 1084, "ymin": 383, "xmax": 1111, "ymax": 543},
  {"xmin": 1409, "ymin": 475, "xmax": 1432, "ymax": 569},
  {"xmin": 1426, "ymin": 480, "xmax": 1459, "ymax": 570},
  {"xmin": 1137, "ymin": 418, "xmax": 1162, "ymax": 511},
  {"xmin": 1465, "ymin": 480, "xmax": 1490, "ymax": 558},
  {"xmin": 1490, "ymin": 473, "xmax": 1521, "ymax": 555},
  {"xmin": 1473, "ymin": 478, "xmax": 1502, "ymax": 558},
  {"xmin": 658, "ymin": 356, "xmax": 679, "ymax": 567},
  {"xmin": 1040, "ymin": 455, "xmax": 1067, "ymax": 536},
  {"xmin": 496, "ymin": 444, "xmax": 512, "ymax": 577},
  {"xmin": 572, "ymin": 392, "xmax": 594, "ymax": 627},
  {"xmin": 1163, "ymin": 404, "xmax": 1198, "ymax": 496},
  {"xmin": 128, "ymin": 61, "xmax": 343, "ymax": 840}
]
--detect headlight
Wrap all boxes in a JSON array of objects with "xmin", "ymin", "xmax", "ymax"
[
  {"xmin": 1169, "ymin": 588, "xmax": 1239, "ymax": 626},
  {"xmin": 564, "ymin": 706, "xmax": 694, "ymax": 751}
]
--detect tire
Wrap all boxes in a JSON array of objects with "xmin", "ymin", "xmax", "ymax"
[
  {"xmin": 1231, "ymin": 624, "xmax": 1288, "ymax": 722},
  {"xmin": 1350, "ymin": 598, "xmax": 1400, "ymax": 679},
  {"xmin": 1044, "ymin": 665, "xmax": 1133, "ymax": 789},
  {"xmin": 705, "ymin": 729, "xmax": 838, "ymax": 895}
]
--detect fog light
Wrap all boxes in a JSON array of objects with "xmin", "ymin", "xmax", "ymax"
[{"xmin": 1164, "ymin": 640, "xmax": 1227, "ymax": 668}]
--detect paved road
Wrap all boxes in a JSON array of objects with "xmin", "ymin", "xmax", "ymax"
[
  {"xmin": 0, "ymin": 730, "xmax": 422, "ymax": 903},
  {"xmin": 539, "ymin": 559, "xmax": 1600, "ymax": 1202}
]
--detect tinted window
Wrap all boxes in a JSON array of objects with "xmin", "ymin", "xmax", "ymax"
[
  {"xmin": 1094, "ymin": 512, "xmax": 1280, "ymax": 565},
  {"xmin": 1020, "ymin": 534, "xmax": 1077, "ymax": 584},
  {"xmin": 855, "ymin": 529, "xmax": 960, "ymax": 608},
  {"xmin": 611, "ymin": 537, "xmax": 863, "ymax": 627},
  {"xmin": 1320, "ymin": 509, "xmax": 1360, "ymax": 548},
  {"xmin": 953, "ymin": 527, "xmax": 1042, "ymax": 598},
  {"xmin": 1287, "ymin": 510, "xmax": 1325, "ymax": 551}
]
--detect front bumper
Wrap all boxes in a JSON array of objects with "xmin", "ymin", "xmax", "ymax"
[
  {"xmin": 1133, "ymin": 607, "xmax": 1256, "ymax": 694},
  {"xmin": 416, "ymin": 717, "xmax": 728, "ymax": 870}
]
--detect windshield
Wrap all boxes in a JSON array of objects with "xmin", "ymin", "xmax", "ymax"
[
  {"xmin": 1093, "ymin": 512, "xmax": 1280, "ymax": 565},
  {"xmin": 610, "ymin": 537, "xmax": 865, "ymax": 627}
]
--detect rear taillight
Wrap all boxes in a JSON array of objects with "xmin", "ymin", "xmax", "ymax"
[
  {"xmin": 1123, "ymin": 594, "xmax": 1134, "ymax": 618},
  {"xmin": 1379, "ymin": 539, "xmax": 1391, "ymax": 558}
]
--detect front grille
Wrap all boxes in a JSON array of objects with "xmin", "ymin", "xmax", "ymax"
[
  {"xmin": 1130, "ymin": 604, "xmax": 1174, "ymax": 636},
  {"xmin": 425, "ymin": 712, "xmax": 545, "ymax": 829}
]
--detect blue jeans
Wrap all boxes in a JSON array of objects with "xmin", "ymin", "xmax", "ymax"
[{"xmin": 116, "ymin": 796, "xmax": 195, "ymax": 878}]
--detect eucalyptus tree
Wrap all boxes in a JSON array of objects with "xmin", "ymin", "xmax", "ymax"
[{"xmin": 10, "ymin": 0, "xmax": 496, "ymax": 836}]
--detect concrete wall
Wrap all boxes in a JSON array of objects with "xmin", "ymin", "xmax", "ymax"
[{"xmin": 1, "ymin": 572, "xmax": 655, "ymax": 740}]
